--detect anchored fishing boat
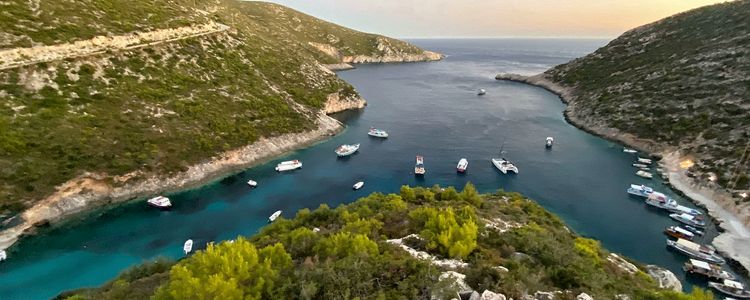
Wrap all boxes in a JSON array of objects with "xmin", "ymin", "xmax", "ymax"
[
  {"xmin": 477, "ymin": 89, "xmax": 486, "ymax": 95},
  {"xmin": 335, "ymin": 143, "xmax": 360, "ymax": 157},
  {"xmin": 275, "ymin": 160, "xmax": 302, "ymax": 172},
  {"xmin": 368, "ymin": 127, "xmax": 389, "ymax": 138},
  {"xmin": 636, "ymin": 170, "xmax": 653, "ymax": 179},
  {"xmin": 353, "ymin": 181, "xmax": 364, "ymax": 190},
  {"xmin": 623, "ymin": 148, "xmax": 637, "ymax": 154},
  {"xmin": 545, "ymin": 137, "xmax": 554, "ymax": 148},
  {"xmin": 627, "ymin": 184, "xmax": 654, "ymax": 197},
  {"xmin": 664, "ymin": 226, "xmax": 695, "ymax": 240},
  {"xmin": 414, "ymin": 155, "xmax": 426, "ymax": 175},
  {"xmin": 667, "ymin": 238, "xmax": 725, "ymax": 264},
  {"xmin": 269, "ymin": 210, "xmax": 282, "ymax": 222},
  {"xmin": 708, "ymin": 280, "xmax": 750, "ymax": 299},
  {"xmin": 670, "ymin": 213, "xmax": 707, "ymax": 228},
  {"xmin": 684, "ymin": 259, "xmax": 735, "ymax": 281},
  {"xmin": 147, "ymin": 196, "xmax": 172, "ymax": 209},
  {"xmin": 183, "ymin": 239, "xmax": 193, "ymax": 255},
  {"xmin": 456, "ymin": 158, "xmax": 468, "ymax": 173},
  {"xmin": 247, "ymin": 180, "xmax": 258, "ymax": 187}
]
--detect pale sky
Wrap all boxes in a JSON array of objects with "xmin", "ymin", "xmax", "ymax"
[{"xmin": 263, "ymin": 0, "xmax": 727, "ymax": 38}]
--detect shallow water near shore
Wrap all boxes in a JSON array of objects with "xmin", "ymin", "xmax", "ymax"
[{"xmin": 0, "ymin": 39, "xmax": 742, "ymax": 299}]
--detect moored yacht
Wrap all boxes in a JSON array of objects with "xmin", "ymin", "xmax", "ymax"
[
  {"xmin": 275, "ymin": 160, "xmax": 302, "ymax": 172},
  {"xmin": 492, "ymin": 158, "xmax": 519, "ymax": 174},
  {"xmin": 353, "ymin": 181, "xmax": 364, "ymax": 190},
  {"xmin": 664, "ymin": 226, "xmax": 695, "ymax": 240},
  {"xmin": 684, "ymin": 259, "xmax": 735, "ymax": 281},
  {"xmin": 456, "ymin": 158, "xmax": 468, "ymax": 173},
  {"xmin": 269, "ymin": 210, "xmax": 282, "ymax": 222},
  {"xmin": 368, "ymin": 127, "xmax": 389, "ymax": 138},
  {"xmin": 637, "ymin": 157, "xmax": 653, "ymax": 164},
  {"xmin": 545, "ymin": 137, "xmax": 554, "ymax": 148},
  {"xmin": 623, "ymin": 148, "xmax": 638, "ymax": 154},
  {"xmin": 670, "ymin": 213, "xmax": 707, "ymax": 228},
  {"xmin": 645, "ymin": 192, "xmax": 678, "ymax": 211},
  {"xmin": 636, "ymin": 170, "xmax": 653, "ymax": 179},
  {"xmin": 708, "ymin": 280, "xmax": 750, "ymax": 299},
  {"xmin": 682, "ymin": 225, "xmax": 705, "ymax": 236},
  {"xmin": 147, "ymin": 196, "xmax": 172, "ymax": 209},
  {"xmin": 627, "ymin": 184, "xmax": 654, "ymax": 197},
  {"xmin": 335, "ymin": 143, "xmax": 360, "ymax": 157},
  {"xmin": 667, "ymin": 238, "xmax": 725, "ymax": 264},
  {"xmin": 247, "ymin": 180, "xmax": 258, "ymax": 187},
  {"xmin": 183, "ymin": 239, "xmax": 193, "ymax": 255},
  {"xmin": 633, "ymin": 163, "xmax": 649, "ymax": 168},
  {"xmin": 415, "ymin": 155, "xmax": 426, "ymax": 175}
]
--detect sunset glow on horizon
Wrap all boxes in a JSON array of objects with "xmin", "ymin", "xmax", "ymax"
[{"xmin": 264, "ymin": 0, "xmax": 729, "ymax": 38}]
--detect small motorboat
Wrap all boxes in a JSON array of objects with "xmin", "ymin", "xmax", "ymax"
[
  {"xmin": 368, "ymin": 127, "xmax": 389, "ymax": 138},
  {"xmin": 664, "ymin": 226, "xmax": 695, "ymax": 240},
  {"xmin": 492, "ymin": 158, "xmax": 519, "ymax": 174},
  {"xmin": 545, "ymin": 137, "xmax": 554, "ymax": 148},
  {"xmin": 627, "ymin": 184, "xmax": 654, "ymax": 197},
  {"xmin": 684, "ymin": 259, "xmax": 735, "ymax": 281},
  {"xmin": 682, "ymin": 225, "xmax": 705, "ymax": 236},
  {"xmin": 183, "ymin": 239, "xmax": 193, "ymax": 255},
  {"xmin": 456, "ymin": 158, "xmax": 468, "ymax": 173},
  {"xmin": 708, "ymin": 280, "xmax": 750, "ymax": 299},
  {"xmin": 637, "ymin": 157, "xmax": 653, "ymax": 164},
  {"xmin": 667, "ymin": 238, "xmax": 725, "ymax": 264},
  {"xmin": 633, "ymin": 163, "xmax": 649, "ymax": 168},
  {"xmin": 147, "ymin": 196, "xmax": 172, "ymax": 209},
  {"xmin": 353, "ymin": 181, "xmax": 364, "ymax": 190},
  {"xmin": 636, "ymin": 170, "xmax": 653, "ymax": 179},
  {"xmin": 275, "ymin": 160, "xmax": 302, "ymax": 172},
  {"xmin": 477, "ymin": 89, "xmax": 486, "ymax": 96},
  {"xmin": 269, "ymin": 210, "xmax": 282, "ymax": 222},
  {"xmin": 247, "ymin": 180, "xmax": 258, "ymax": 187},
  {"xmin": 414, "ymin": 155, "xmax": 426, "ymax": 176},
  {"xmin": 623, "ymin": 148, "xmax": 638, "ymax": 154},
  {"xmin": 670, "ymin": 213, "xmax": 707, "ymax": 228},
  {"xmin": 335, "ymin": 143, "xmax": 360, "ymax": 157},
  {"xmin": 0, "ymin": 250, "xmax": 6, "ymax": 262}
]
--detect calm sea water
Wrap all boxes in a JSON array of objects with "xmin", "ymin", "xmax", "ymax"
[{"xmin": 0, "ymin": 39, "xmax": 734, "ymax": 299}]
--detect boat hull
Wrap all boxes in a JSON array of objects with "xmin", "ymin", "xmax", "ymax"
[
  {"xmin": 667, "ymin": 240, "xmax": 724, "ymax": 264},
  {"xmin": 708, "ymin": 282, "xmax": 750, "ymax": 299}
]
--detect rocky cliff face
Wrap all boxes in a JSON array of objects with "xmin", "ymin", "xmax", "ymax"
[{"xmin": 310, "ymin": 37, "xmax": 444, "ymax": 65}]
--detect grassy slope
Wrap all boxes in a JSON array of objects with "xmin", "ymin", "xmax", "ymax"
[
  {"xmin": 60, "ymin": 187, "xmax": 710, "ymax": 300},
  {"xmin": 545, "ymin": 0, "xmax": 750, "ymax": 192},
  {"xmin": 0, "ymin": 1, "xmax": 432, "ymax": 215}
]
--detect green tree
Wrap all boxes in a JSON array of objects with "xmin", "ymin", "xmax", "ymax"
[
  {"xmin": 410, "ymin": 207, "xmax": 478, "ymax": 259},
  {"xmin": 314, "ymin": 232, "xmax": 379, "ymax": 259},
  {"xmin": 400, "ymin": 185, "xmax": 415, "ymax": 202},
  {"xmin": 461, "ymin": 182, "xmax": 483, "ymax": 207}
]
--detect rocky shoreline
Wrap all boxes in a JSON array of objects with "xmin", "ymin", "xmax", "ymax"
[{"xmin": 495, "ymin": 73, "xmax": 750, "ymax": 276}]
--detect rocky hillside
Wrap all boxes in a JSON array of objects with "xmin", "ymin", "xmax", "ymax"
[
  {"xmin": 543, "ymin": 1, "xmax": 749, "ymax": 194},
  {"xmin": 0, "ymin": 0, "xmax": 440, "ymax": 218},
  {"xmin": 61, "ymin": 186, "xmax": 712, "ymax": 300}
]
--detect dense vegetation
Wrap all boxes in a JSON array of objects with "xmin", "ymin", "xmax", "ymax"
[
  {"xmin": 0, "ymin": 0, "xmax": 433, "ymax": 216},
  {"xmin": 62, "ymin": 185, "xmax": 715, "ymax": 299},
  {"xmin": 545, "ymin": 0, "xmax": 749, "ymax": 193}
]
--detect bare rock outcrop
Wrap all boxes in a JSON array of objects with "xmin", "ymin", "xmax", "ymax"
[
  {"xmin": 323, "ymin": 92, "xmax": 366, "ymax": 114},
  {"xmin": 645, "ymin": 265, "xmax": 683, "ymax": 292}
]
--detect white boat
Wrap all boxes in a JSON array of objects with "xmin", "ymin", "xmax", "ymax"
[
  {"xmin": 147, "ymin": 196, "xmax": 172, "ymax": 209},
  {"xmin": 269, "ymin": 210, "xmax": 282, "ymax": 222},
  {"xmin": 368, "ymin": 127, "xmax": 389, "ymax": 138},
  {"xmin": 183, "ymin": 239, "xmax": 193, "ymax": 255},
  {"xmin": 545, "ymin": 137, "xmax": 554, "ymax": 148},
  {"xmin": 275, "ymin": 160, "xmax": 302, "ymax": 172},
  {"xmin": 684, "ymin": 259, "xmax": 735, "ymax": 281},
  {"xmin": 627, "ymin": 184, "xmax": 654, "ymax": 197},
  {"xmin": 664, "ymin": 225, "xmax": 695, "ymax": 240},
  {"xmin": 632, "ymin": 163, "xmax": 649, "ymax": 168},
  {"xmin": 623, "ymin": 148, "xmax": 638, "ymax": 154},
  {"xmin": 636, "ymin": 170, "xmax": 653, "ymax": 179},
  {"xmin": 477, "ymin": 89, "xmax": 486, "ymax": 95},
  {"xmin": 247, "ymin": 180, "xmax": 258, "ymax": 187},
  {"xmin": 353, "ymin": 181, "xmax": 364, "ymax": 190},
  {"xmin": 456, "ymin": 158, "xmax": 468, "ymax": 173},
  {"xmin": 671, "ymin": 204, "xmax": 702, "ymax": 216},
  {"xmin": 415, "ymin": 155, "xmax": 426, "ymax": 175},
  {"xmin": 0, "ymin": 250, "xmax": 6, "ymax": 262},
  {"xmin": 492, "ymin": 158, "xmax": 519, "ymax": 174},
  {"xmin": 670, "ymin": 213, "xmax": 707, "ymax": 228},
  {"xmin": 645, "ymin": 192, "xmax": 678, "ymax": 211},
  {"xmin": 637, "ymin": 157, "xmax": 653, "ymax": 164},
  {"xmin": 667, "ymin": 238, "xmax": 725, "ymax": 264},
  {"xmin": 335, "ymin": 143, "xmax": 360, "ymax": 157},
  {"xmin": 709, "ymin": 280, "xmax": 750, "ymax": 299},
  {"xmin": 682, "ymin": 225, "xmax": 705, "ymax": 236}
]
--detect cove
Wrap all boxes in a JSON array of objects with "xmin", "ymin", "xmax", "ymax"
[{"xmin": 0, "ymin": 39, "xmax": 735, "ymax": 299}]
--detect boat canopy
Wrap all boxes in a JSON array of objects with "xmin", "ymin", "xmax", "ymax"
[
  {"xmin": 679, "ymin": 213, "xmax": 696, "ymax": 220},
  {"xmin": 690, "ymin": 259, "xmax": 711, "ymax": 270},
  {"xmin": 724, "ymin": 280, "xmax": 744, "ymax": 289},
  {"xmin": 677, "ymin": 238, "xmax": 701, "ymax": 251}
]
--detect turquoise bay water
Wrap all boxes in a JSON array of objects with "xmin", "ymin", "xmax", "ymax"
[{"xmin": 0, "ymin": 39, "xmax": 732, "ymax": 298}]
